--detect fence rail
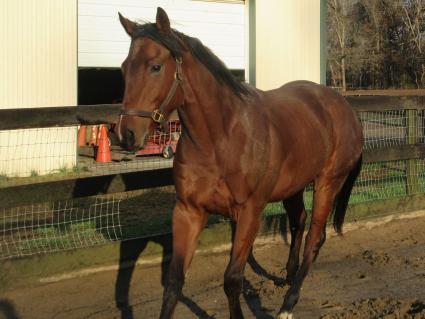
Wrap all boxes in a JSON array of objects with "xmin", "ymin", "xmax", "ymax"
[
  {"xmin": 0, "ymin": 104, "xmax": 121, "ymax": 130},
  {"xmin": 1, "ymin": 96, "xmax": 425, "ymax": 131}
]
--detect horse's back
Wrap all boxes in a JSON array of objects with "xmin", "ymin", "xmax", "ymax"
[{"xmin": 267, "ymin": 80, "xmax": 362, "ymax": 152}]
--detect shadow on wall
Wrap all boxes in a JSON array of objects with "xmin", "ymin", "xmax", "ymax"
[{"xmin": 0, "ymin": 299, "xmax": 21, "ymax": 319}]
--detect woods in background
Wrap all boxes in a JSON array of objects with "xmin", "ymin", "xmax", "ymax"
[{"xmin": 327, "ymin": 0, "xmax": 425, "ymax": 90}]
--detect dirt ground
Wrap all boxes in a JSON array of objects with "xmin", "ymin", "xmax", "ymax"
[{"xmin": 1, "ymin": 214, "xmax": 425, "ymax": 319}]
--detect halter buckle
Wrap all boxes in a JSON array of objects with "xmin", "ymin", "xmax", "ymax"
[{"xmin": 151, "ymin": 109, "xmax": 165, "ymax": 123}]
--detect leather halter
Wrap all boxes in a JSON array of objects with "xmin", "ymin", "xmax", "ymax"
[{"xmin": 120, "ymin": 57, "xmax": 183, "ymax": 124}]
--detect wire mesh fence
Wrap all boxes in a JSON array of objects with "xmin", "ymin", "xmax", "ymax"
[
  {"xmin": 0, "ymin": 123, "xmax": 178, "ymax": 188},
  {"xmin": 0, "ymin": 196, "xmax": 122, "ymax": 259},
  {"xmin": 0, "ymin": 127, "xmax": 78, "ymax": 178},
  {"xmin": 359, "ymin": 109, "xmax": 425, "ymax": 149},
  {"xmin": 2, "ymin": 106, "xmax": 425, "ymax": 259},
  {"xmin": 2, "ymin": 156, "xmax": 425, "ymax": 260}
]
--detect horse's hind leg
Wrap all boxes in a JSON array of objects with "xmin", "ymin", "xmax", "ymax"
[
  {"xmin": 224, "ymin": 203, "xmax": 263, "ymax": 319},
  {"xmin": 282, "ymin": 190, "xmax": 307, "ymax": 285},
  {"xmin": 277, "ymin": 176, "xmax": 346, "ymax": 319},
  {"xmin": 160, "ymin": 200, "xmax": 208, "ymax": 319}
]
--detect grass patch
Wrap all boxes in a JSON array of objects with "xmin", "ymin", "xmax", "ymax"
[{"xmin": 13, "ymin": 220, "xmax": 106, "ymax": 256}]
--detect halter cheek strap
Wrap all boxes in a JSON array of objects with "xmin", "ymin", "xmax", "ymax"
[{"xmin": 120, "ymin": 57, "xmax": 183, "ymax": 124}]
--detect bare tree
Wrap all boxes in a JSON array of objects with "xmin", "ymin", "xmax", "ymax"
[
  {"xmin": 398, "ymin": 0, "xmax": 425, "ymax": 87},
  {"xmin": 327, "ymin": 0, "xmax": 425, "ymax": 89},
  {"xmin": 328, "ymin": 0, "xmax": 350, "ymax": 91}
]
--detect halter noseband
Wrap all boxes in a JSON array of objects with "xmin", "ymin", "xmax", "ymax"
[{"xmin": 120, "ymin": 57, "xmax": 183, "ymax": 124}]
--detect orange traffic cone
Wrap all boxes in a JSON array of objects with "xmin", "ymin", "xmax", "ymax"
[
  {"xmin": 77, "ymin": 125, "xmax": 88, "ymax": 147},
  {"xmin": 96, "ymin": 125, "xmax": 112, "ymax": 162},
  {"xmin": 89, "ymin": 125, "xmax": 99, "ymax": 146}
]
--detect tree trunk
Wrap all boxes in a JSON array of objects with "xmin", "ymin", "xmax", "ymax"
[{"xmin": 341, "ymin": 57, "xmax": 347, "ymax": 92}]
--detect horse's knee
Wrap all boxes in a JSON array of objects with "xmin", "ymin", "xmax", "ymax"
[
  {"xmin": 310, "ymin": 228, "xmax": 326, "ymax": 263},
  {"xmin": 223, "ymin": 270, "xmax": 243, "ymax": 297}
]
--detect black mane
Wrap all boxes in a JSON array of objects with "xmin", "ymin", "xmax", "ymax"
[{"xmin": 132, "ymin": 23, "xmax": 251, "ymax": 98}]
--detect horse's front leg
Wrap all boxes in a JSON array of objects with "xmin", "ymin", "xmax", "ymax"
[
  {"xmin": 224, "ymin": 203, "xmax": 263, "ymax": 319},
  {"xmin": 159, "ymin": 200, "xmax": 208, "ymax": 319}
]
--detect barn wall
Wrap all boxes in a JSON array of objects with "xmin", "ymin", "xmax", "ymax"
[
  {"xmin": 78, "ymin": 0, "xmax": 246, "ymax": 70},
  {"xmin": 253, "ymin": 0, "xmax": 323, "ymax": 90},
  {"xmin": 0, "ymin": 0, "xmax": 77, "ymax": 177}
]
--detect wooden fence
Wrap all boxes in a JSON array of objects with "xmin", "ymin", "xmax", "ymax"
[
  {"xmin": 1, "ymin": 95, "xmax": 425, "ymax": 211},
  {"xmin": 2, "ymin": 94, "xmax": 425, "ymax": 260}
]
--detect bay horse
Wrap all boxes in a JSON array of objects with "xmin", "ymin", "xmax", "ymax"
[{"xmin": 116, "ymin": 8, "xmax": 363, "ymax": 319}]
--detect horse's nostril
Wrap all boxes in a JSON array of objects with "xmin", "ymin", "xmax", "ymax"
[{"xmin": 123, "ymin": 128, "xmax": 135, "ymax": 149}]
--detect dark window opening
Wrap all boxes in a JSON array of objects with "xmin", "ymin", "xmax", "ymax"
[{"xmin": 78, "ymin": 68, "xmax": 124, "ymax": 105}]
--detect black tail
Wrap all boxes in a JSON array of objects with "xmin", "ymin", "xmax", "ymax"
[{"xmin": 333, "ymin": 154, "xmax": 363, "ymax": 234}]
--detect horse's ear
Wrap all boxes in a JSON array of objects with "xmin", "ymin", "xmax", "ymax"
[
  {"xmin": 156, "ymin": 7, "xmax": 171, "ymax": 34},
  {"xmin": 118, "ymin": 12, "xmax": 136, "ymax": 37}
]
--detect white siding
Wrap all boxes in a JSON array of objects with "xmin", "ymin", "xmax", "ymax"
[
  {"xmin": 78, "ymin": 0, "xmax": 246, "ymax": 69},
  {"xmin": 0, "ymin": 0, "xmax": 77, "ymax": 177},
  {"xmin": 254, "ymin": 0, "xmax": 322, "ymax": 90}
]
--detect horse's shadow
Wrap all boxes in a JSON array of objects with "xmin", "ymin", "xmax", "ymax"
[
  {"xmin": 242, "ymin": 253, "xmax": 283, "ymax": 319},
  {"xmin": 115, "ymin": 214, "xmax": 289, "ymax": 319},
  {"xmin": 114, "ymin": 234, "xmax": 214, "ymax": 319},
  {"xmin": 0, "ymin": 299, "xmax": 21, "ymax": 319},
  {"xmin": 238, "ymin": 213, "xmax": 289, "ymax": 319}
]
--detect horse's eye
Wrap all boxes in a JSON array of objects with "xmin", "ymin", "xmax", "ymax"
[{"xmin": 151, "ymin": 64, "xmax": 162, "ymax": 73}]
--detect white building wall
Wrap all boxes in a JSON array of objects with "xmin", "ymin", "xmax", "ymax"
[
  {"xmin": 254, "ymin": 0, "xmax": 322, "ymax": 90},
  {"xmin": 0, "ymin": 0, "xmax": 77, "ymax": 177},
  {"xmin": 78, "ymin": 0, "xmax": 246, "ymax": 69}
]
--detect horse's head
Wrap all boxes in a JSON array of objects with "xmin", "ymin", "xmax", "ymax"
[{"xmin": 116, "ymin": 8, "xmax": 184, "ymax": 151}]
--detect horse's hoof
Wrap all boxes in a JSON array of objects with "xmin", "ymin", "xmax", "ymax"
[{"xmin": 277, "ymin": 311, "xmax": 293, "ymax": 319}]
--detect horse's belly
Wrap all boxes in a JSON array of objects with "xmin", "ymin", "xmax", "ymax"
[
  {"xmin": 269, "ymin": 174, "xmax": 311, "ymax": 202},
  {"xmin": 268, "ymin": 152, "xmax": 326, "ymax": 202}
]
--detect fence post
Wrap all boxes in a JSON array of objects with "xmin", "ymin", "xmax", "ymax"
[{"xmin": 406, "ymin": 108, "xmax": 420, "ymax": 195}]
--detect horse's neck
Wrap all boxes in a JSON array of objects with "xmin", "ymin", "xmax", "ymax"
[{"xmin": 178, "ymin": 64, "xmax": 243, "ymax": 149}]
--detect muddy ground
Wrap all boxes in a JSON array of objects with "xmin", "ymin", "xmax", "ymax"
[{"xmin": 1, "ymin": 214, "xmax": 425, "ymax": 319}]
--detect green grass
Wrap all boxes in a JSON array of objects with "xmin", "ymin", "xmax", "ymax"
[
  {"xmin": 57, "ymin": 164, "xmax": 89, "ymax": 175},
  {"xmin": 13, "ymin": 221, "xmax": 106, "ymax": 256}
]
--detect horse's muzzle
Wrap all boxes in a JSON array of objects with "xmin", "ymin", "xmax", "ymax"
[{"xmin": 121, "ymin": 128, "xmax": 136, "ymax": 151}]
